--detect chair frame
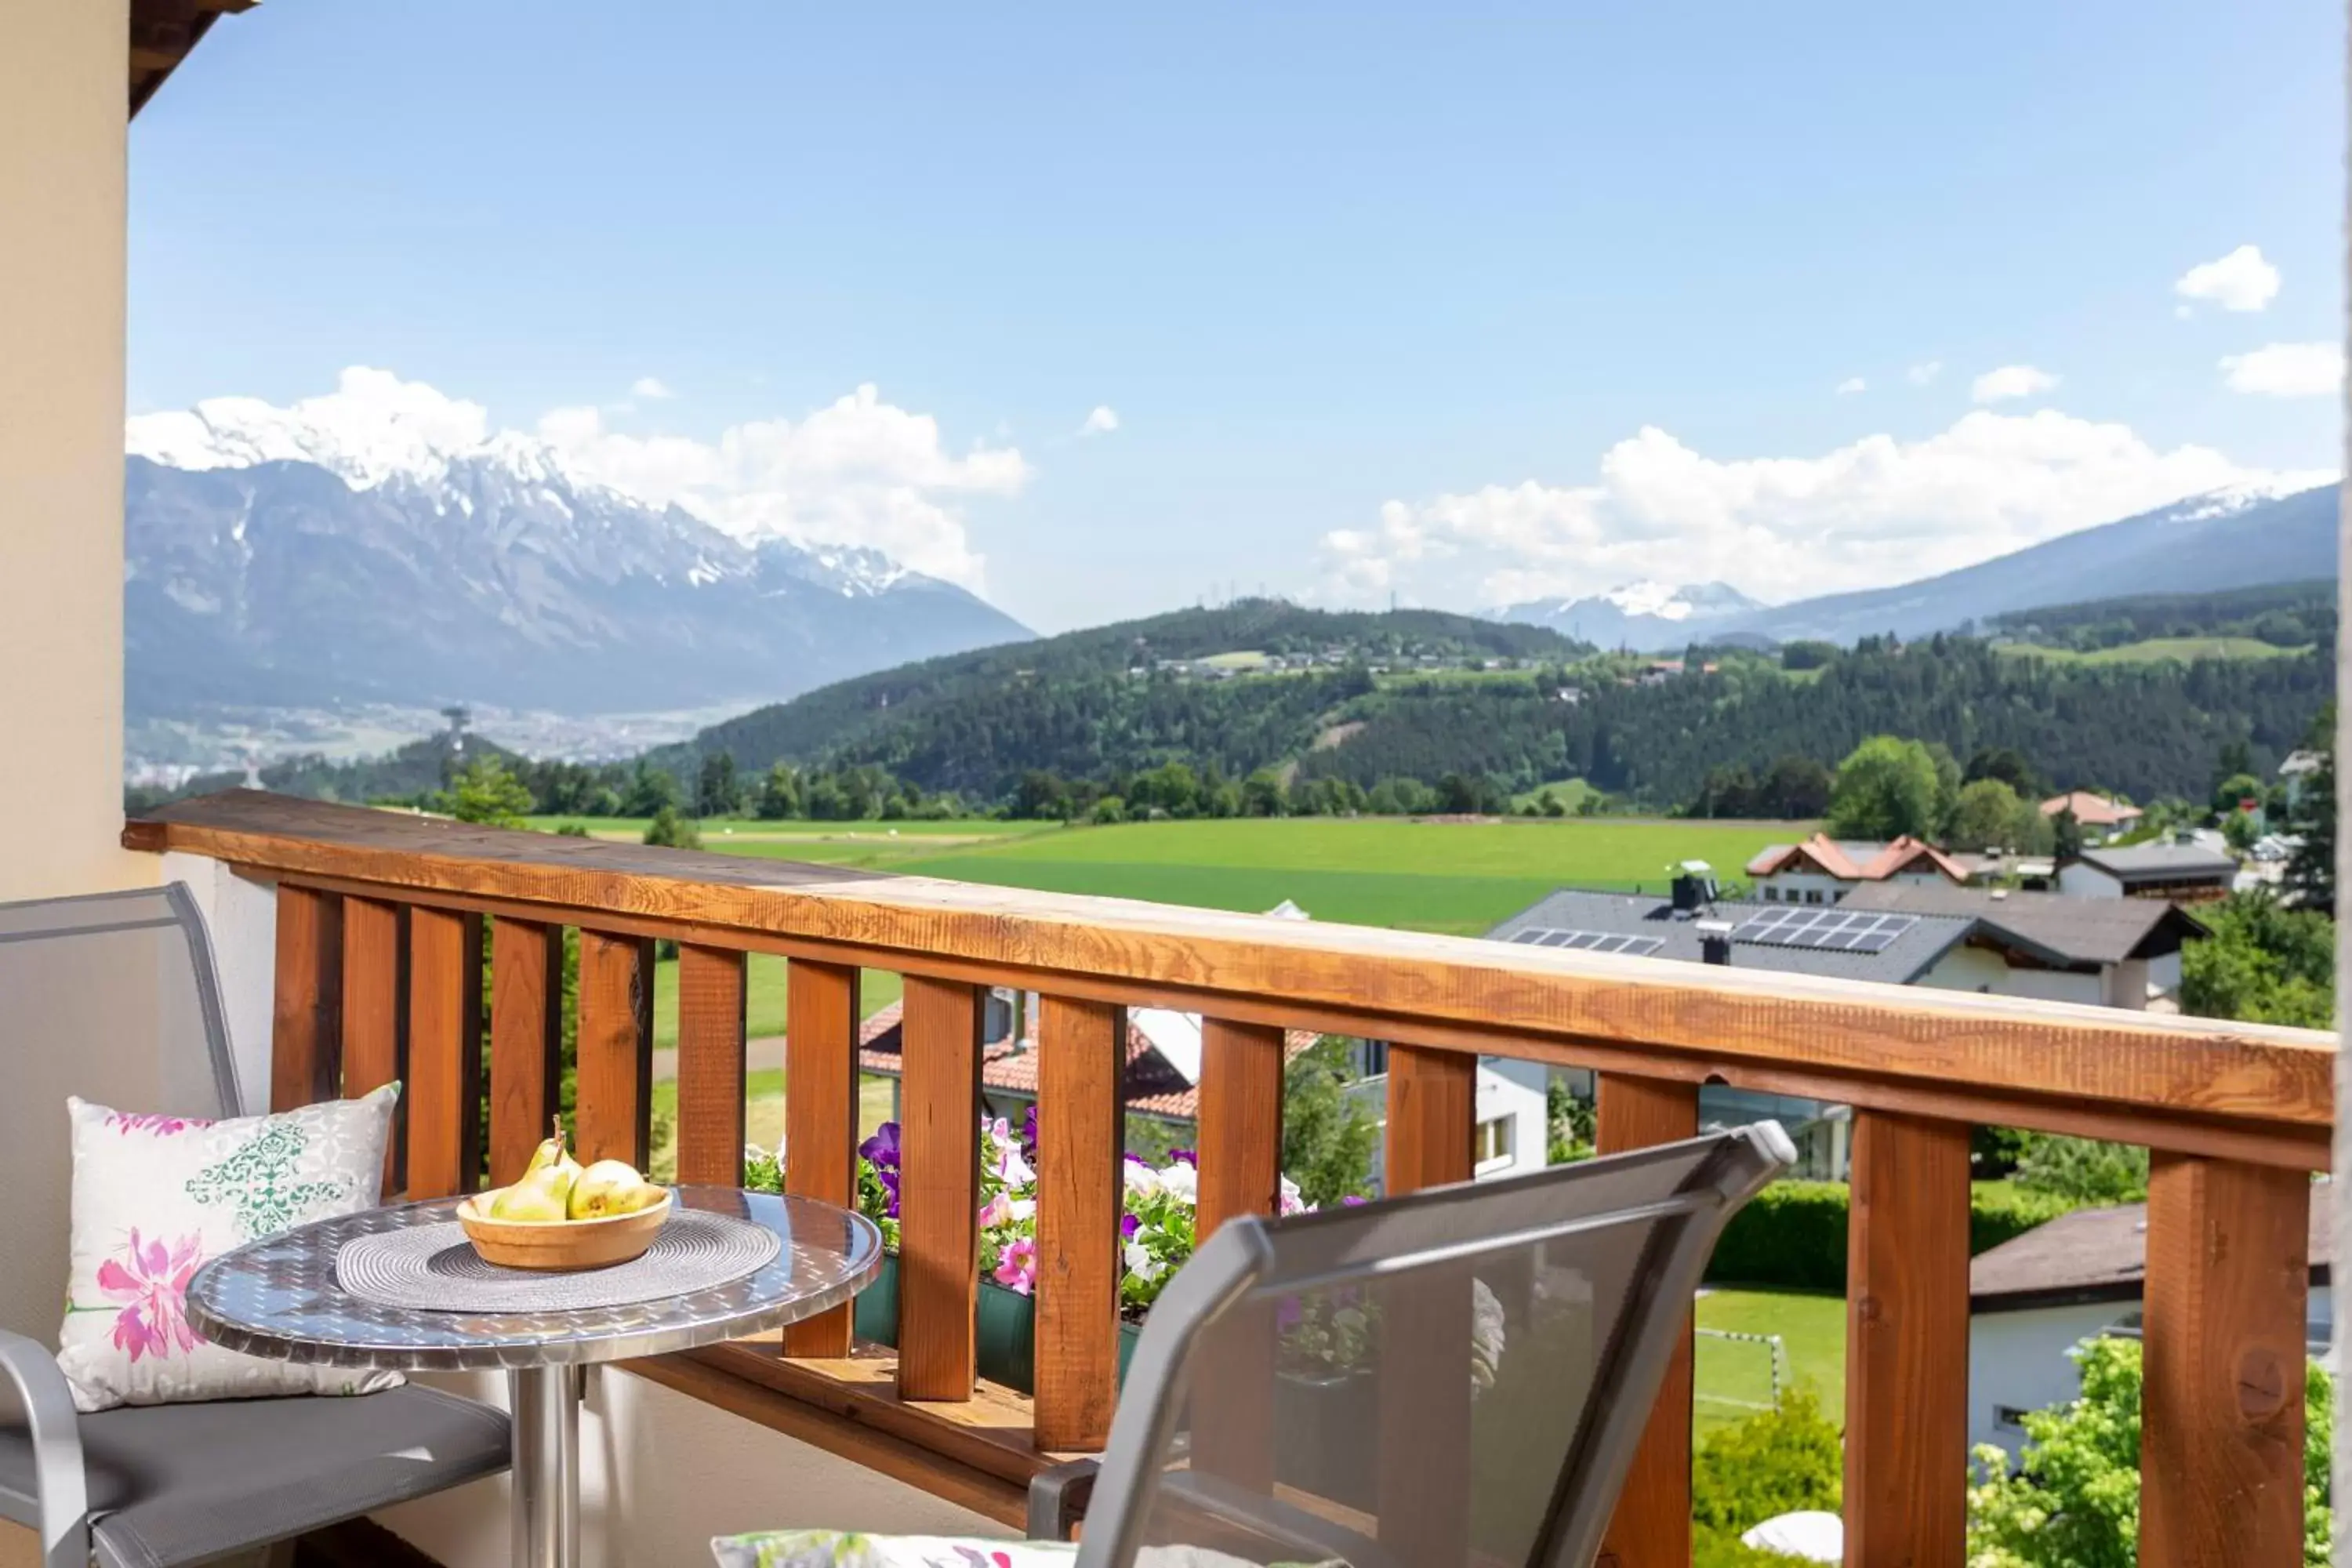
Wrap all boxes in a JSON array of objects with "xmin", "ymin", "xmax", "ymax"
[{"xmin": 1034, "ymin": 1122, "xmax": 1794, "ymax": 1568}]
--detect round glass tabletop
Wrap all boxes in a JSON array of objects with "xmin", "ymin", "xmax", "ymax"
[{"xmin": 187, "ymin": 1185, "xmax": 884, "ymax": 1372}]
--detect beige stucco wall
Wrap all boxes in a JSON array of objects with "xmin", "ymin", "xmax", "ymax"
[{"xmin": 0, "ymin": 0, "xmax": 147, "ymax": 902}]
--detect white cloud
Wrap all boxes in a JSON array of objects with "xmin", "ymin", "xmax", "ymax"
[
  {"xmin": 1971, "ymin": 365, "xmax": 2060, "ymax": 404},
  {"xmin": 541, "ymin": 384, "xmax": 1030, "ymax": 588},
  {"xmin": 1906, "ymin": 361, "xmax": 1943, "ymax": 387},
  {"xmin": 1318, "ymin": 409, "xmax": 2329, "ymax": 612},
  {"xmin": 2219, "ymin": 341, "xmax": 2345, "ymax": 398},
  {"xmin": 1080, "ymin": 405, "xmax": 1120, "ymax": 437},
  {"xmin": 1835, "ymin": 377, "xmax": 1867, "ymax": 395},
  {"xmin": 2174, "ymin": 245, "xmax": 2281, "ymax": 314},
  {"xmin": 630, "ymin": 376, "xmax": 678, "ymax": 401},
  {"xmin": 126, "ymin": 367, "xmax": 1028, "ymax": 592}
]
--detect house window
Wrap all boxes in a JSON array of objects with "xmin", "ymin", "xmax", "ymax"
[
  {"xmin": 1475, "ymin": 1116, "xmax": 1515, "ymax": 1167},
  {"xmin": 1994, "ymin": 1405, "xmax": 2031, "ymax": 1430},
  {"xmin": 1762, "ymin": 885, "xmax": 1780, "ymax": 902}
]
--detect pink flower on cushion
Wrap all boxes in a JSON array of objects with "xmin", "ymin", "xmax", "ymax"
[
  {"xmin": 96, "ymin": 1229, "xmax": 205, "ymax": 1362},
  {"xmin": 106, "ymin": 1112, "xmax": 210, "ymax": 1136}
]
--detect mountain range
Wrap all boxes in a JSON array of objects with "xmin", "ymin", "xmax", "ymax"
[
  {"xmin": 125, "ymin": 423, "xmax": 1030, "ymax": 718},
  {"xmin": 1495, "ymin": 484, "xmax": 2336, "ymax": 650}
]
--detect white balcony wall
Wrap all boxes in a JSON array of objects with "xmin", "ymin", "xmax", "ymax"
[{"xmin": 0, "ymin": 0, "xmax": 149, "ymax": 903}]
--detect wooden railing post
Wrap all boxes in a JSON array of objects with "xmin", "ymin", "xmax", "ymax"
[
  {"xmin": 1843, "ymin": 1110, "xmax": 1969, "ymax": 1568},
  {"xmin": 1595, "ymin": 1073, "xmax": 1699, "ymax": 1568},
  {"xmin": 898, "ymin": 976, "xmax": 985, "ymax": 1400},
  {"xmin": 784, "ymin": 960, "xmax": 860, "ymax": 1357},
  {"xmin": 675, "ymin": 945, "xmax": 748, "ymax": 1185},
  {"xmin": 2140, "ymin": 1153, "xmax": 2310, "ymax": 1568},
  {"xmin": 1190, "ymin": 1019, "xmax": 1287, "ymax": 1490},
  {"xmin": 339, "ymin": 895, "xmax": 404, "ymax": 1192},
  {"xmin": 1379, "ymin": 1045, "xmax": 1476, "ymax": 1566},
  {"xmin": 488, "ymin": 918, "xmax": 562, "ymax": 1187},
  {"xmin": 575, "ymin": 931, "xmax": 654, "ymax": 1167},
  {"xmin": 1036, "ymin": 995, "xmax": 1124, "ymax": 1451},
  {"xmin": 407, "ymin": 906, "xmax": 485, "ymax": 1198},
  {"xmin": 270, "ymin": 884, "xmax": 342, "ymax": 1112}
]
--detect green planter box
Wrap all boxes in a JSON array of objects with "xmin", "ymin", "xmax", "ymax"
[{"xmin": 852, "ymin": 1254, "xmax": 1142, "ymax": 1395}]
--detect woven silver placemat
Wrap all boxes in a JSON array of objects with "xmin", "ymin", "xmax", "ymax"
[{"xmin": 335, "ymin": 1210, "xmax": 782, "ymax": 1313}]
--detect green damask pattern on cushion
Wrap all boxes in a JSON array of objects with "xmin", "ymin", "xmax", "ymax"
[{"xmin": 184, "ymin": 1120, "xmax": 350, "ymax": 1240}]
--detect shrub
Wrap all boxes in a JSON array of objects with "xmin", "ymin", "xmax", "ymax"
[
  {"xmin": 1708, "ymin": 1180, "xmax": 2087, "ymax": 1291},
  {"xmin": 2011, "ymin": 1134, "xmax": 2148, "ymax": 1205},
  {"xmin": 1691, "ymin": 1389, "xmax": 1842, "ymax": 1537}
]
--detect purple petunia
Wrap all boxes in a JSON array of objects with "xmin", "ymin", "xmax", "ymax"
[
  {"xmin": 1167, "ymin": 1149, "xmax": 1197, "ymax": 1167},
  {"xmin": 1120, "ymin": 1212, "xmax": 1141, "ymax": 1238},
  {"xmin": 858, "ymin": 1121, "xmax": 902, "ymax": 1171}
]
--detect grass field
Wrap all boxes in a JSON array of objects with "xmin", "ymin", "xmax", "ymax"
[
  {"xmin": 896, "ymin": 817, "xmax": 1802, "ymax": 935},
  {"xmin": 1693, "ymin": 1287, "xmax": 1845, "ymax": 1441},
  {"xmin": 1997, "ymin": 636, "xmax": 2307, "ymax": 666},
  {"xmin": 648, "ymin": 1069, "xmax": 898, "ymax": 1181}
]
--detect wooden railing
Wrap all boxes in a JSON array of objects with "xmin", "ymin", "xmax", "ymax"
[{"xmin": 129, "ymin": 793, "xmax": 2334, "ymax": 1566}]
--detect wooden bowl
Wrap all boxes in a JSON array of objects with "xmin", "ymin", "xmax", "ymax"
[{"xmin": 455, "ymin": 1190, "xmax": 672, "ymax": 1272}]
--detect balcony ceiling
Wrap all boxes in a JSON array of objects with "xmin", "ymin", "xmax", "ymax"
[{"xmin": 130, "ymin": 0, "xmax": 255, "ymax": 117}]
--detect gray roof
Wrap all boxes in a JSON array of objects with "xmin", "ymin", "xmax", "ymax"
[
  {"xmin": 1838, "ymin": 882, "xmax": 2206, "ymax": 967},
  {"xmin": 2071, "ymin": 842, "xmax": 2238, "ymax": 881},
  {"xmin": 1971, "ymin": 1186, "xmax": 2332, "ymax": 1310},
  {"xmin": 1486, "ymin": 890, "xmax": 1976, "ymax": 985}
]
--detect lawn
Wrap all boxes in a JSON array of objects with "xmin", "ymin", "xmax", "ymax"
[
  {"xmin": 648, "ymin": 1069, "xmax": 898, "ymax": 1181},
  {"xmin": 1996, "ymin": 637, "xmax": 2307, "ymax": 666},
  {"xmin": 526, "ymin": 815, "xmax": 1054, "ymax": 872},
  {"xmin": 1693, "ymin": 1287, "xmax": 1846, "ymax": 1442},
  {"xmin": 648, "ymin": 953, "xmax": 901, "ymax": 1050},
  {"xmin": 896, "ymin": 817, "xmax": 1804, "ymax": 935}
]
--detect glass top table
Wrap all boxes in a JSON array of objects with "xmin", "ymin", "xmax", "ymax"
[{"xmin": 188, "ymin": 1185, "xmax": 883, "ymax": 1568}]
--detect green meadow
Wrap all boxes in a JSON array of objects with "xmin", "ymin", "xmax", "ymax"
[{"xmin": 1995, "ymin": 636, "xmax": 2307, "ymax": 666}]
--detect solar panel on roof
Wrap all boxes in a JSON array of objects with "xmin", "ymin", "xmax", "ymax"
[
  {"xmin": 1733, "ymin": 908, "xmax": 1917, "ymax": 951},
  {"xmin": 1502, "ymin": 927, "xmax": 1664, "ymax": 959}
]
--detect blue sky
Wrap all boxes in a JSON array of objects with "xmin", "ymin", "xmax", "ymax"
[{"xmin": 131, "ymin": 2, "xmax": 2342, "ymax": 632}]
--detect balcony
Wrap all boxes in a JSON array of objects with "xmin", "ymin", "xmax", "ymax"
[{"xmin": 121, "ymin": 789, "xmax": 2332, "ymax": 1567}]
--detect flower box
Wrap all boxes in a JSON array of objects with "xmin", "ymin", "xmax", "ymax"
[{"xmin": 851, "ymin": 1253, "xmax": 1142, "ymax": 1395}]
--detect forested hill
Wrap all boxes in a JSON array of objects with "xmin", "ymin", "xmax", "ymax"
[
  {"xmin": 1293, "ymin": 637, "xmax": 2328, "ymax": 804},
  {"xmin": 664, "ymin": 601, "xmax": 1588, "ymax": 793}
]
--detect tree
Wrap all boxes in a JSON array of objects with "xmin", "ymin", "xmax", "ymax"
[
  {"xmin": 756, "ymin": 764, "xmax": 802, "ymax": 821},
  {"xmin": 1964, "ymin": 746, "xmax": 2045, "ymax": 801},
  {"xmin": 1947, "ymin": 778, "xmax": 2033, "ymax": 853},
  {"xmin": 696, "ymin": 753, "xmax": 742, "ymax": 818},
  {"xmin": 1824, "ymin": 736, "xmax": 1942, "ymax": 840},
  {"xmin": 1240, "ymin": 768, "xmax": 1287, "ymax": 818},
  {"xmin": 2180, "ymin": 891, "xmax": 2335, "ymax": 1028},
  {"xmin": 1762, "ymin": 753, "xmax": 1833, "ymax": 818},
  {"xmin": 622, "ymin": 760, "xmax": 680, "ymax": 818},
  {"xmin": 445, "ymin": 757, "xmax": 534, "ymax": 828},
  {"xmin": 642, "ymin": 804, "xmax": 702, "ymax": 850},
  {"xmin": 2051, "ymin": 804, "xmax": 2084, "ymax": 862},
  {"xmin": 2010, "ymin": 1134, "xmax": 2148, "ymax": 1204},
  {"xmin": 2286, "ymin": 703, "xmax": 2335, "ymax": 913},
  {"xmin": 1279, "ymin": 1036, "xmax": 1379, "ymax": 1207},
  {"xmin": 1966, "ymin": 1337, "xmax": 2331, "ymax": 1566},
  {"xmin": 2212, "ymin": 770, "xmax": 2264, "ymax": 822}
]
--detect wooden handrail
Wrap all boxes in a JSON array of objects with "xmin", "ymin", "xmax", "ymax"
[
  {"xmin": 130, "ymin": 793, "xmax": 2335, "ymax": 1567},
  {"xmin": 127, "ymin": 793, "xmax": 2332, "ymax": 1163}
]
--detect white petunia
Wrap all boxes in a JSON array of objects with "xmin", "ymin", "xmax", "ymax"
[
  {"xmin": 1123, "ymin": 1240, "xmax": 1165, "ymax": 1280},
  {"xmin": 1122, "ymin": 1160, "xmax": 1163, "ymax": 1198},
  {"xmin": 1156, "ymin": 1163, "xmax": 1198, "ymax": 1202}
]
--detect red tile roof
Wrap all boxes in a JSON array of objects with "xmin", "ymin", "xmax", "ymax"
[
  {"xmin": 2040, "ymin": 791, "xmax": 2143, "ymax": 829},
  {"xmin": 1744, "ymin": 832, "xmax": 1969, "ymax": 884},
  {"xmin": 857, "ymin": 1001, "xmax": 1315, "ymax": 1123}
]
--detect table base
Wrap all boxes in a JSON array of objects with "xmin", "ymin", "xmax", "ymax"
[{"xmin": 510, "ymin": 1365, "xmax": 582, "ymax": 1568}]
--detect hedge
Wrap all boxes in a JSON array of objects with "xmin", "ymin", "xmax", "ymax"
[{"xmin": 1704, "ymin": 1179, "xmax": 2079, "ymax": 1292}]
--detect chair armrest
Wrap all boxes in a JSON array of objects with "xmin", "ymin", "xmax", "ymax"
[
  {"xmin": 0, "ymin": 1327, "xmax": 89, "ymax": 1568},
  {"xmin": 1025, "ymin": 1457, "xmax": 1098, "ymax": 1541}
]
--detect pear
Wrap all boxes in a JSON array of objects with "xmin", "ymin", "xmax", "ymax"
[
  {"xmin": 522, "ymin": 1118, "xmax": 583, "ymax": 1185},
  {"xmin": 567, "ymin": 1159, "xmax": 664, "ymax": 1220},
  {"xmin": 488, "ymin": 1160, "xmax": 575, "ymax": 1222}
]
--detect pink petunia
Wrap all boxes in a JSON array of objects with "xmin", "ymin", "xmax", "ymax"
[
  {"xmin": 95, "ymin": 1229, "xmax": 205, "ymax": 1363},
  {"xmin": 992, "ymin": 1237, "xmax": 1037, "ymax": 1296}
]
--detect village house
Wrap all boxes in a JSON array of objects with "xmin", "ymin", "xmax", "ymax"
[
  {"xmin": 1743, "ymin": 833, "xmax": 1971, "ymax": 904},
  {"xmin": 2038, "ymin": 789, "xmax": 2144, "ymax": 840},
  {"xmin": 2056, "ymin": 840, "xmax": 2239, "ymax": 903},
  {"xmin": 1967, "ymin": 1189, "xmax": 2333, "ymax": 1462}
]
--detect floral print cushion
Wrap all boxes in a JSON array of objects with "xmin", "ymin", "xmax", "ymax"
[
  {"xmin": 55, "ymin": 1087, "xmax": 405, "ymax": 1411},
  {"xmin": 709, "ymin": 1534, "xmax": 1319, "ymax": 1568}
]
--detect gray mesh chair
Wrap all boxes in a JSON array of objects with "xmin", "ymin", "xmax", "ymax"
[
  {"xmin": 1029, "ymin": 1122, "xmax": 1793, "ymax": 1568},
  {"xmin": 0, "ymin": 884, "xmax": 510, "ymax": 1568}
]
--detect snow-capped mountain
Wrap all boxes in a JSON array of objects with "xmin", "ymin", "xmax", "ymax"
[
  {"xmin": 1721, "ymin": 483, "xmax": 2336, "ymax": 645},
  {"xmin": 125, "ymin": 398, "xmax": 1032, "ymax": 717},
  {"xmin": 1497, "ymin": 580, "xmax": 1762, "ymax": 650}
]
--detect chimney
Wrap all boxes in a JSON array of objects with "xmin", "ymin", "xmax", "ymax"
[{"xmin": 1697, "ymin": 918, "xmax": 1734, "ymax": 967}]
